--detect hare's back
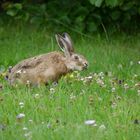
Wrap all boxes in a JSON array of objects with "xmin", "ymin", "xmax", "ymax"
[{"xmin": 12, "ymin": 52, "xmax": 63, "ymax": 71}]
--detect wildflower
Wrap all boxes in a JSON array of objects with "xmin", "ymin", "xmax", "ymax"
[
  {"xmin": 85, "ymin": 76, "xmax": 93, "ymax": 80},
  {"xmin": 19, "ymin": 102, "xmax": 24, "ymax": 108},
  {"xmin": 69, "ymin": 73, "xmax": 74, "ymax": 78},
  {"xmin": 96, "ymin": 79, "xmax": 104, "ymax": 86},
  {"xmin": 99, "ymin": 124, "xmax": 106, "ymax": 130},
  {"xmin": 93, "ymin": 73, "xmax": 97, "ymax": 77},
  {"xmin": 111, "ymin": 102, "xmax": 117, "ymax": 108},
  {"xmin": 85, "ymin": 120, "xmax": 97, "ymax": 126},
  {"xmin": 24, "ymin": 132, "xmax": 32, "ymax": 138},
  {"xmin": 134, "ymin": 74, "xmax": 138, "ymax": 78},
  {"xmin": 116, "ymin": 96, "xmax": 121, "ymax": 100},
  {"xmin": 34, "ymin": 94, "xmax": 40, "ymax": 99},
  {"xmin": 16, "ymin": 113, "xmax": 25, "ymax": 119},
  {"xmin": 23, "ymin": 127, "xmax": 28, "ymax": 131},
  {"xmin": 29, "ymin": 119, "xmax": 33, "ymax": 123},
  {"xmin": 80, "ymin": 77, "xmax": 84, "ymax": 81},
  {"xmin": 98, "ymin": 72, "xmax": 104, "ymax": 77},
  {"xmin": 19, "ymin": 102, "xmax": 24, "ymax": 106},
  {"xmin": 124, "ymin": 83, "xmax": 129, "ymax": 89},
  {"xmin": 138, "ymin": 61, "xmax": 140, "ymax": 64},
  {"xmin": 83, "ymin": 76, "xmax": 93, "ymax": 84},
  {"xmin": 50, "ymin": 88, "xmax": 55, "ymax": 93},
  {"xmin": 111, "ymin": 87, "xmax": 116, "ymax": 92},
  {"xmin": 138, "ymin": 90, "xmax": 140, "ymax": 96},
  {"xmin": 70, "ymin": 94, "xmax": 76, "ymax": 100},
  {"xmin": 26, "ymin": 80, "xmax": 30, "ymax": 86}
]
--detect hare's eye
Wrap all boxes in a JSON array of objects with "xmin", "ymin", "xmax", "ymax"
[{"xmin": 74, "ymin": 56, "xmax": 79, "ymax": 60}]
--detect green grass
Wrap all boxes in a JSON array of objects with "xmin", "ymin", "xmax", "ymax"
[{"xmin": 0, "ymin": 25, "xmax": 140, "ymax": 140}]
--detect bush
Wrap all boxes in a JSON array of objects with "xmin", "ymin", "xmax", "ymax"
[{"xmin": 0, "ymin": 0, "xmax": 140, "ymax": 33}]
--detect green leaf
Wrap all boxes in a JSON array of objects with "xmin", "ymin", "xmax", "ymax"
[
  {"xmin": 89, "ymin": 0, "xmax": 103, "ymax": 7},
  {"xmin": 110, "ymin": 11, "xmax": 121, "ymax": 20},
  {"xmin": 6, "ymin": 9, "xmax": 17, "ymax": 16},
  {"xmin": 95, "ymin": 0, "xmax": 104, "ymax": 7},
  {"xmin": 105, "ymin": 0, "xmax": 119, "ymax": 7},
  {"xmin": 121, "ymin": 2, "xmax": 133, "ymax": 11},
  {"xmin": 87, "ymin": 22, "xmax": 98, "ymax": 32},
  {"xmin": 14, "ymin": 3, "xmax": 22, "ymax": 10}
]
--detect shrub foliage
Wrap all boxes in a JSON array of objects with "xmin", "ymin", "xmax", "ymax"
[{"xmin": 0, "ymin": 0, "xmax": 140, "ymax": 33}]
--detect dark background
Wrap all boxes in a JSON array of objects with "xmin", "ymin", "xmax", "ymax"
[{"xmin": 0, "ymin": 0, "xmax": 140, "ymax": 34}]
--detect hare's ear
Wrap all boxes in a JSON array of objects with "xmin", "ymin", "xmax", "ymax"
[
  {"xmin": 55, "ymin": 34, "xmax": 71, "ymax": 57},
  {"xmin": 62, "ymin": 33, "xmax": 74, "ymax": 53},
  {"xmin": 55, "ymin": 34, "xmax": 65, "ymax": 52}
]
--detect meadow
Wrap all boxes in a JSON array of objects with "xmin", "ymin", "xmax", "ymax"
[{"xmin": 0, "ymin": 25, "xmax": 140, "ymax": 140}]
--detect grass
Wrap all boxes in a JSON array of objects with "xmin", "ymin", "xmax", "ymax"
[{"xmin": 0, "ymin": 25, "xmax": 140, "ymax": 140}]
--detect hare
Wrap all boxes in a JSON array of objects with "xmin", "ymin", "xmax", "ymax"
[{"xmin": 8, "ymin": 33, "xmax": 88, "ymax": 86}]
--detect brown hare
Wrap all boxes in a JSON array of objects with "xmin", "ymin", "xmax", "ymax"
[{"xmin": 8, "ymin": 33, "xmax": 88, "ymax": 86}]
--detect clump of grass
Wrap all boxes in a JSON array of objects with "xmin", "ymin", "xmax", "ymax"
[{"xmin": 0, "ymin": 25, "xmax": 140, "ymax": 140}]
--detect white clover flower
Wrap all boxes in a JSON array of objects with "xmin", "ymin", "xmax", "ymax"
[
  {"xmin": 138, "ymin": 61, "xmax": 140, "ymax": 64},
  {"xmin": 98, "ymin": 72, "xmax": 104, "ymax": 77},
  {"xmin": 19, "ymin": 102, "xmax": 24, "ymax": 108},
  {"xmin": 19, "ymin": 102, "xmax": 24, "ymax": 106},
  {"xmin": 70, "ymin": 95, "xmax": 76, "ymax": 100},
  {"xmin": 24, "ymin": 132, "xmax": 32, "ymax": 137},
  {"xmin": 138, "ymin": 90, "xmax": 140, "ymax": 96},
  {"xmin": 23, "ymin": 127, "xmax": 28, "ymax": 131},
  {"xmin": 96, "ymin": 79, "xmax": 104, "ymax": 86},
  {"xmin": 111, "ymin": 102, "xmax": 117, "ymax": 108},
  {"xmin": 134, "ymin": 74, "xmax": 138, "ymax": 78},
  {"xmin": 16, "ymin": 113, "xmax": 25, "ymax": 119},
  {"xmin": 99, "ymin": 124, "xmax": 106, "ymax": 130},
  {"xmin": 29, "ymin": 119, "xmax": 33, "ymax": 123},
  {"xmin": 85, "ymin": 76, "xmax": 93, "ymax": 80},
  {"xmin": 34, "ymin": 94, "xmax": 39, "ymax": 98},
  {"xmin": 50, "ymin": 88, "xmax": 55, "ymax": 93},
  {"xmin": 111, "ymin": 87, "xmax": 116, "ymax": 92},
  {"xmin": 85, "ymin": 120, "xmax": 97, "ymax": 126},
  {"xmin": 80, "ymin": 78, "xmax": 84, "ymax": 81},
  {"xmin": 26, "ymin": 80, "xmax": 30, "ymax": 85},
  {"xmin": 124, "ymin": 83, "xmax": 129, "ymax": 89}
]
